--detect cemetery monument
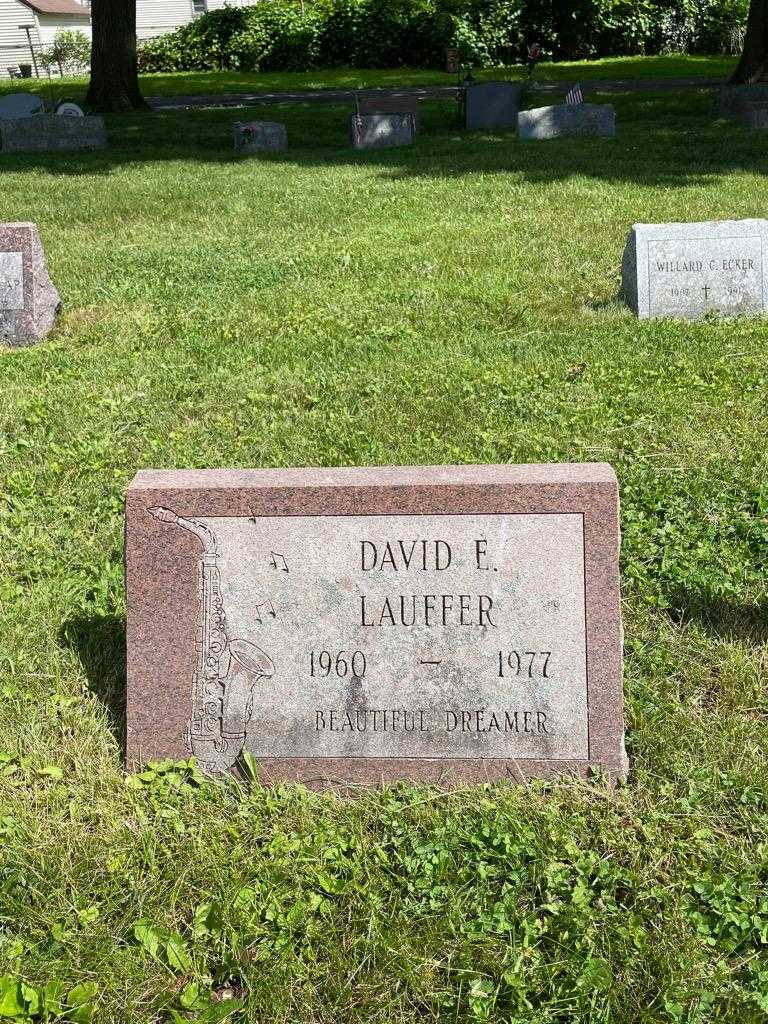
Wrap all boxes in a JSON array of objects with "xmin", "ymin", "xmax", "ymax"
[
  {"xmin": 126, "ymin": 464, "xmax": 626, "ymax": 786},
  {"xmin": 622, "ymin": 219, "xmax": 768, "ymax": 319},
  {"xmin": 517, "ymin": 103, "xmax": 616, "ymax": 140},
  {"xmin": 348, "ymin": 112, "xmax": 416, "ymax": 149},
  {"xmin": 233, "ymin": 121, "xmax": 288, "ymax": 155}
]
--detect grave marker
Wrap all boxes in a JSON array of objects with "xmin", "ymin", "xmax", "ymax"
[
  {"xmin": 126, "ymin": 464, "xmax": 626, "ymax": 786},
  {"xmin": 0, "ymin": 222, "xmax": 60, "ymax": 347},
  {"xmin": 233, "ymin": 120, "xmax": 288, "ymax": 155},
  {"xmin": 348, "ymin": 112, "xmax": 415, "ymax": 149},
  {"xmin": 621, "ymin": 220, "xmax": 768, "ymax": 319},
  {"xmin": 0, "ymin": 113, "xmax": 107, "ymax": 153},
  {"xmin": 517, "ymin": 103, "xmax": 615, "ymax": 140},
  {"xmin": 464, "ymin": 82, "xmax": 523, "ymax": 131}
]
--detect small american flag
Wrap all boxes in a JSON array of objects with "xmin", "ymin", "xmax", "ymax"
[{"xmin": 565, "ymin": 83, "xmax": 583, "ymax": 105}]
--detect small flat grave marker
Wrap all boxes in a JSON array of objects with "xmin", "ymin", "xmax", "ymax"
[
  {"xmin": 0, "ymin": 222, "xmax": 60, "ymax": 347},
  {"xmin": 233, "ymin": 120, "xmax": 287, "ymax": 155},
  {"xmin": 622, "ymin": 219, "xmax": 768, "ymax": 319},
  {"xmin": 0, "ymin": 113, "xmax": 107, "ymax": 153},
  {"xmin": 126, "ymin": 464, "xmax": 626, "ymax": 787}
]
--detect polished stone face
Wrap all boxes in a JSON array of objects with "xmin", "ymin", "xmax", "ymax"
[
  {"xmin": 622, "ymin": 220, "xmax": 768, "ymax": 320},
  {"xmin": 126, "ymin": 465, "xmax": 626, "ymax": 786},
  {"xmin": 0, "ymin": 251, "xmax": 23, "ymax": 311},
  {"xmin": 193, "ymin": 511, "xmax": 588, "ymax": 761}
]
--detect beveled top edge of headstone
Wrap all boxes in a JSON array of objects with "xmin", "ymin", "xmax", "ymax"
[
  {"xmin": 128, "ymin": 462, "xmax": 617, "ymax": 493},
  {"xmin": 468, "ymin": 80, "xmax": 523, "ymax": 88},
  {"xmin": 520, "ymin": 103, "xmax": 612, "ymax": 113},
  {"xmin": 0, "ymin": 222, "xmax": 35, "ymax": 232},
  {"xmin": 630, "ymin": 218, "xmax": 768, "ymax": 236}
]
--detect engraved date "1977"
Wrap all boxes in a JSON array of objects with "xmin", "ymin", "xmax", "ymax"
[{"xmin": 498, "ymin": 650, "xmax": 551, "ymax": 679}]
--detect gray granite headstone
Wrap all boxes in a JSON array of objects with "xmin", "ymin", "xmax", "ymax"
[
  {"xmin": 517, "ymin": 103, "xmax": 615, "ymax": 140},
  {"xmin": 621, "ymin": 220, "xmax": 768, "ymax": 320},
  {"xmin": 0, "ymin": 114, "xmax": 107, "ymax": 153},
  {"xmin": 0, "ymin": 92, "xmax": 44, "ymax": 120},
  {"xmin": 233, "ymin": 120, "xmax": 288, "ymax": 154},
  {"xmin": 348, "ymin": 112, "xmax": 415, "ymax": 150},
  {"xmin": 464, "ymin": 82, "xmax": 523, "ymax": 131},
  {"xmin": 0, "ymin": 222, "xmax": 61, "ymax": 347}
]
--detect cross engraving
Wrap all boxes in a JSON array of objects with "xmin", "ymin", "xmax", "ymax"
[{"xmin": 701, "ymin": 284, "xmax": 710, "ymax": 302}]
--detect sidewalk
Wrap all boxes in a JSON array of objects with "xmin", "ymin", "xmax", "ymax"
[{"xmin": 146, "ymin": 76, "xmax": 724, "ymax": 111}]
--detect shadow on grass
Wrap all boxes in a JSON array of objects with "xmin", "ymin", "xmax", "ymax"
[
  {"xmin": 667, "ymin": 595, "xmax": 768, "ymax": 643},
  {"xmin": 60, "ymin": 613, "xmax": 126, "ymax": 754},
  {"xmin": 0, "ymin": 89, "xmax": 761, "ymax": 188}
]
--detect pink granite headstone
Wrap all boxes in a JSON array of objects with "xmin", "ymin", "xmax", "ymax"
[{"xmin": 125, "ymin": 464, "xmax": 626, "ymax": 786}]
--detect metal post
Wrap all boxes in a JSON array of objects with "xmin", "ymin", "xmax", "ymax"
[{"xmin": 19, "ymin": 24, "xmax": 38, "ymax": 78}]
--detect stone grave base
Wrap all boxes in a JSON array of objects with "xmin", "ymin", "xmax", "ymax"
[
  {"xmin": 517, "ymin": 103, "xmax": 615, "ymax": 140},
  {"xmin": 0, "ymin": 114, "xmax": 107, "ymax": 153}
]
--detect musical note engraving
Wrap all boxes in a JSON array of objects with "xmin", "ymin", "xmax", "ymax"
[{"xmin": 269, "ymin": 551, "xmax": 289, "ymax": 573}]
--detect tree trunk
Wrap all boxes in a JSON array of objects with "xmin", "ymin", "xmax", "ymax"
[
  {"xmin": 731, "ymin": 0, "xmax": 768, "ymax": 83},
  {"xmin": 85, "ymin": 0, "xmax": 147, "ymax": 112}
]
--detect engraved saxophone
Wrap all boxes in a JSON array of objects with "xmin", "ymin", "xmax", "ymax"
[{"xmin": 147, "ymin": 506, "xmax": 275, "ymax": 774}]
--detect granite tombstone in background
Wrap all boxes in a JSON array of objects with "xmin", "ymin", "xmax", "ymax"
[
  {"xmin": 0, "ymin": 223, "xmax": 60, "ymax": 347},
  {"xmin": 622, "ymin": 219, "xmax": 768, "ymax": 319},
  {"xmin": 464, "ymin": 82, "xmax": 523, "ymax": 131},
  {"xmin": 233, "ymin": 120, "xmax": 288, "ymax": 155},
  {"xmin": 0, "ymin": 114, "xmax": 107, "ymax": 153},
  {"xmin": 348, "ymin": 112, "xmax": 415, "ymax": 149},
  {"xmin": 517, "ymin": 103, "xmax": 615, "ymax": 140},
  {"xmin": 126, "ymin": 464, "xmax": 626, "ymax": 786}
]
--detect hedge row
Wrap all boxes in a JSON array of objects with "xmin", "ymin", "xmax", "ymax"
[{"xmin": 137, "ymin": 0, "xmax": 748, "ymax": 74}]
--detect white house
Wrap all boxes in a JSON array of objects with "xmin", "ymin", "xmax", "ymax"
[
  {"xmin": 0, "ymin": 0, "xmax": 90, "ymax": 77},
  {"xmin": 136, "ymin": 0, "xmax": 259, "ymax": 41}
]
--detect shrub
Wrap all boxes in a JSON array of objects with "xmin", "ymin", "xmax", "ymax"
[
  {"xmin": 136, "ymin": 0, "xmax": 749, "ymax": 74},
  {"xmin": 38, "ymin": 29, "xmax": 90, "ymax": 76}
]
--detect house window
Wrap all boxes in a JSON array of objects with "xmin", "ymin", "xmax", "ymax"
[{"xmin": 193, "ymin": 0, "xmax": 208, "ymax": 14}]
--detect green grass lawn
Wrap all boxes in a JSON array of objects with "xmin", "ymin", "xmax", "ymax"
[
  {"xmin": 1, "ymin": 86, "xmax": 768, "ymax": 1023},
  {"xmin": 0, "ymin": 54, "xmax": 737, "ymax": 105}
]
